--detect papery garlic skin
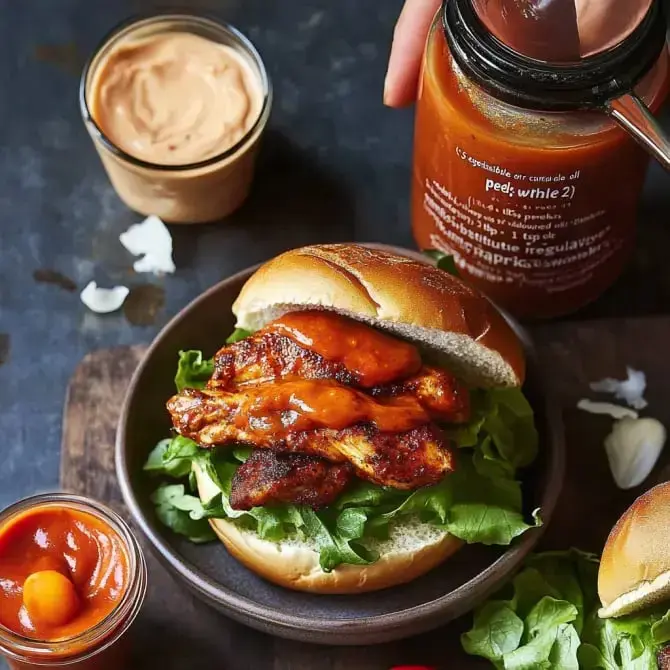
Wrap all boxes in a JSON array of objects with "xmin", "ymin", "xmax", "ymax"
[
  {"xmin": 577, "ymin": 399, "xmax": 638, "ymax": 420},
  {"xmin": 589, "ymin": 367, "xmax": 648, "ymax": 410},
  {"xmin": 119, "ymin": 215, "xmax": 176, "ymax": 275},
  {"xmin": 604, "ymin": 417, "xmax": 666, "ymax": 489},
  {"xmin": 80, "ymin": 281, "xmax": 130, "ymax": 314}
]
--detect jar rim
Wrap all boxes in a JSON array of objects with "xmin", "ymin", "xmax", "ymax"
[
  {"xmin": 79, "ymin": 11, "xmax": 273, "ymax": 173},
  {"xmin": 442, "ymin": 0, "xmax": 667, "ymax": 111},
  {"xmin": 0, "ymin": 493, "xmax": 147, "ymax": 665}
]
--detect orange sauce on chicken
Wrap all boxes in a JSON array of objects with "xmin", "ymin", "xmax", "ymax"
[
  {"xmin": 267, "ymin": 311, "xmax": 422, "ymax": 387},
  {"xmin": 231, "ymin": 378, "xmax": 430, "ymax": 435}
]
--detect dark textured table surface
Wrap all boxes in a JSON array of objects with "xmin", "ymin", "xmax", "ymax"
[{"xmin": 1, "ymin": 0, "xmax": 670, "ymax": 662}]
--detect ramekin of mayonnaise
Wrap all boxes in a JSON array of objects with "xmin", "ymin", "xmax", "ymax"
[{"xmin": 80, "ymin": 14, "xmax": 272, "ymax": 223}]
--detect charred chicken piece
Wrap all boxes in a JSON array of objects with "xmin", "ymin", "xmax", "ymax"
[
  {"xmin": 211, "ymin": 310, "xmax": 422, "ymax": 390},
  {"xmin": 209, "ymin": 332, "xmax": 469, "ymax": 424},
  {"xmin": 168, "ymin": 386, "xmax": 453, "ymax": 489},
  {"xmin": 230, "ymin": 450, "xmax": 352, "ymax": 510},
  {"xmin": 372, "ymin": 365, "xmax": 470, "ymax": 423},
  {"xmin": 210, "ymin": 330, "xmax": 357, "ymax": 389}
]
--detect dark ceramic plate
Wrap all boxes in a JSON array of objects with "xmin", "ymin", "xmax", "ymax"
[{"xmin": 116, "ymin": 245, "xmax": 564, "ymax": 645}]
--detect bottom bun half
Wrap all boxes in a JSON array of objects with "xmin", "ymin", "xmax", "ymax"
[{"xmin": 194, "ymin": 462, "xmax": 462, "ymax": 594}]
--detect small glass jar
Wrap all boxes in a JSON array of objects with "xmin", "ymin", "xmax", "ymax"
[
  {"xmin": 0, "ymin": 494, "xmax": 147, "ymax": 669},
  {"xmin": 80, "ymin": 13, "xmax": 272, "ymax": 224}
]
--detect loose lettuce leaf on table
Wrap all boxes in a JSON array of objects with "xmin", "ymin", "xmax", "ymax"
[{"xmin": 463, "ymin": 548, "xmax": 670, "ymax": 670}]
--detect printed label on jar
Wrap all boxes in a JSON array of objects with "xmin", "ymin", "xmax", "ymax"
[{"xmin": 421, "ymin": 147, "xmax": 624, "ymax": 294}]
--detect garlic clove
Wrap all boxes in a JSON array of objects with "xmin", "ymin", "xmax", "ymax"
[{"xmin": 604, "ymin": 417, "xmax": 666, "ymax": 489}]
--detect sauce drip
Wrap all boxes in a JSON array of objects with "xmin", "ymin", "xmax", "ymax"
[
  {"xmin": 0, "ymin": 506, "xmax": 129, "ymax": 641},
  {"xmin": 266, "ymin": 311, "xmax": 422, "ymax": 387}
]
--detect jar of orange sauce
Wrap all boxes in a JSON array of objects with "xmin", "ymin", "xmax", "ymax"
[
  {"xmin": 412, "ymin": 0, "xmax": 670, "ymax": 319},
  {"xmin": 0, "ymin": 494, "xmax": 146, "ymax": 669}
]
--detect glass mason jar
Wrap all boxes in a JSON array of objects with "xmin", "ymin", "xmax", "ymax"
[
  {"xmin": 0, "ymin": 494, "xmax": 147, "ymax": 669},
  {"xmin": 412, "ymin": 0, "xmax": 670, "ymax": 319},
  {"xmin": 80, "ymin": 14, "xmax": 273, "ymax": 224}
]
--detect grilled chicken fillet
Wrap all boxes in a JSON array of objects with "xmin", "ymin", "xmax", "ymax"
[
  {"xmin": 168, "ymin": 386, "xmax": 453, "ymax": 489},
  {"xmin": 230, "ymin": 450, "xmax": 352, "ymax": 510},
  {"xmin": 210, "ymin": 330, "xmax": 469, "ymax": 423}
]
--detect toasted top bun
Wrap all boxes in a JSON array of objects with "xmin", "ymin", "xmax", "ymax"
[
  {"xmin": 232, "ymin": 244, "xmax": 525, "ymax": 388},
  {"xmin": 598, "ymin": 482, "xmax": 670, "ymax": 618},
  {"xmin": 193, "ymin": 461, "xmax": 462, "ymax": 593}
]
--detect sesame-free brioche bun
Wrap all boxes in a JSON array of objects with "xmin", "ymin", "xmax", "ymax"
[
  {"xmin": 232, "ymin": 244, "xmax": 525, "ymax": 388},
  {"xmin": 193, "ymin": 461, "xmax": 463, "ymax": 593},
  {"xmin": 598, "ymin": 482, "xmax": 670, "ymax": 618}
]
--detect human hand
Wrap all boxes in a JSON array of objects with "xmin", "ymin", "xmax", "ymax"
[{"xmin": 384, "ymin": 0, "xmax": 441, "ymax": 107}]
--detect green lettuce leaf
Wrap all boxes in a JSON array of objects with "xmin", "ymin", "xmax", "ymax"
[
  {"xmin": 463, "ymin": 548, "xmax": 670, "ymax": 670},
  {"xmin": 652, "ymin": 610, "xmax": 670, "ymax": 646},
  {"xmin": 150, "ymin": 483, "xmax": 216, "ymax": 543},
  {"xmin": 144, "ymin": 435, "xmax": 200, "ymax": 478},
  {"xmin": 424, "ymin": 249, "xmax": 460, "ymax": 277},
  {"xmin": 462, "ymin": 601, "xmax": 524, "ymax": 665},
  {"xmin": 226, "ymin": 328, "xmax": 252, "ymax": 343},
  {"xmin": 174, "ymin": 350, "xmax": 214, "ymax": 391}
]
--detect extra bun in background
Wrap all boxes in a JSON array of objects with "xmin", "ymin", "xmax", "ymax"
[
  {"xmin": 194, "ymin": 461, "xmax": 463, "ymax": 594},
  {"xmin": 232, "ymin": 243, "xmax": 525, "ymax": 389},
  {"xmin": 598, "ymin": 482, "xmax": 670, "ymax": 618}
]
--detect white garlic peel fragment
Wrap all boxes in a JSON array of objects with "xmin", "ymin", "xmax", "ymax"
[
  {"xmin": 80, "ymin": 281, "xmax": 129, "ymax": 314},
  {"xmin": 577, "ymin": 399, "xmax": 639, "ymax": 420},
  {"xmin": 604, "ymin": 417, "xmax": 666, "ymax": 489},
  {"xmin": 590, "ymin": 367, "xmax": 648, "ymax": 410},
  {"xmin": 119, "ymin": 215, "xmax": 176, "ymax": 275}
]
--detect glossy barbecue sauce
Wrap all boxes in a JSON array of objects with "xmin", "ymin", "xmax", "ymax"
[
  {"xmin": 266, "ymin": 310, "xmax": 422, "ymax": 387},
  {"xmin": 229, "ymin": 379, "xmax": 431, "ymax": 436},
  {"xmin": 0, "ymin": 506, "xmax": 129, "ymax": 645}
]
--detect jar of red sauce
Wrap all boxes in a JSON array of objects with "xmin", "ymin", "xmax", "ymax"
[
  {"xmin": 0, "ymin": 494, "xmax": 146, "ymax": 669},
  {"xmin": 412, "ymin": 0, "xmax": 670, "ymax": 319}
]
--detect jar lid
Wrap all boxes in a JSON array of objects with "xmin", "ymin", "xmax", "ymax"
[
  {"xmin": 471, "ymin": 0, "xmax": 654, "ymax": 62},
  {"xmin": 443, "ymin": 0, "xmax": 667, "ymax": 110}
]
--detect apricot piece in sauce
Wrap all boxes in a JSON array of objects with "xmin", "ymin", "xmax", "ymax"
[{"xmin": 23, "ymin": 570, "xmax": 80, "ymax": 627}]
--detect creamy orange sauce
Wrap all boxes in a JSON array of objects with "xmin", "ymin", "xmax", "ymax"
[
  {"xmin": 228, "ymin": 378, "xmax": 430, "ymax": 435},
  {"xmin": 90, "ymin": 32, "xmax": 262, "ymax": 165},
  {"xmin": 0, "ymin": 506, "xmax": 129, "ymax": 642},
  {"xmin": 267, "ymin": 311, "xmax": 422, "ymax": 387}
]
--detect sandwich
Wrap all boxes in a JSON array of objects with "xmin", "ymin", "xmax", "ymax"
[
  {"xmin": 145, "ymin": 244, "xmax": 541, "ymax": 593},
  {"xmin": 462, "ymin": 481, "xmax": 670, "ymax": 669}
]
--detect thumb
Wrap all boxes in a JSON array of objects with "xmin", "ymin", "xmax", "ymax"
[{"xmin": 384, "ymin": 0, "xmax": 442, "ymax": 108}]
